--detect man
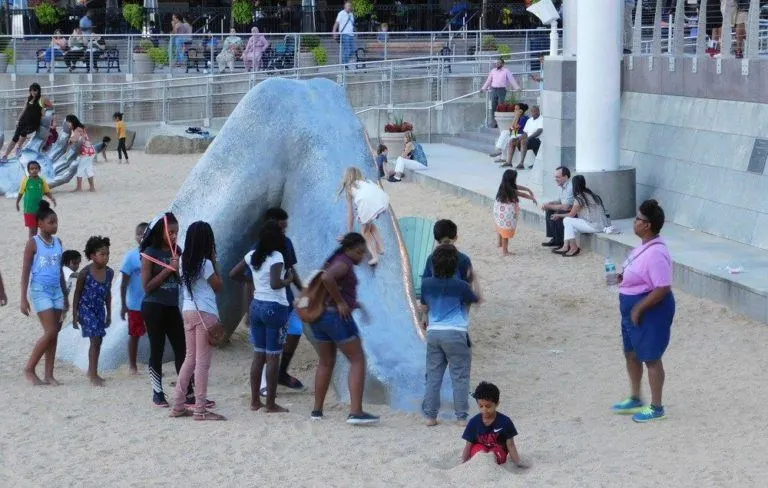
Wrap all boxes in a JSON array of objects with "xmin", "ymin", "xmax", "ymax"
[
  {"xmin": 79, "ymin": 9, "xmax": 94, "ymax": 35},
  {"xmin": 481, "ymin": 59, "xmax": 521, "ymax": 128},
  {"xmin": 333, "ymin": 2, "xmax": 356, "ymax": 66},
  {"xmin": 515, "ymin": 105, "xmax": 543, "ymax": 169},
  {"xmin": 541, "ymin": 166, "xmax": 574, "ymax": 248}
]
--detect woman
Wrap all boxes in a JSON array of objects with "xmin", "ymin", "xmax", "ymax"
[
  {"xmin": 1, "ymin": 83, "xmax": 53, "ymax": 161},
  {"xmin": 309, "ymin": 232, "xmax": 379, "ymax": 425},
  {"xmin": 43, "ymin": 30, "xmax": 69, "ymax": 64},
  {"xmin": 216, "ymin": 29, "xmax": 244, "ymax": 73},
  {"xmin": 242, "ymin": 26, "xmax": 269, "ymax": 71},
  {"xmin": 550, "ymin": 175, "xmax": 609, "ymax": 257},
  {"xmin": 229, "ymin": 220, "xmax": 292, "ymax": 413},
  {"xmin": 612, "ymin": 199, "xmax": 674, "ymax": 423},
  {"xmin": 172, "ymin": 221, "xmax": 226, "ymax": 420},
  {"xmin": 172, "ymin": 14, "xmax": 192, "ymax": 66},
  {"xmin": 65, "ymin": 115, "xmax": 97, "ymax": 193},
  {"xmin": 390, "ymin": 131, "xmax": 427, "ymax": 182},
  {"xmin": 65, "ymin": 27, "xmax": 86, "ymax": 72}
]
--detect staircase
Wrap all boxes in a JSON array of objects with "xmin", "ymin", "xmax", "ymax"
[{"xmin": 443, "ymin": 126, "xmax": 497, "ymax": 154}]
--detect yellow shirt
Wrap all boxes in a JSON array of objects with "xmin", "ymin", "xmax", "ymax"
[{"xmin": 116, "ymin": 120, "xmax": 126, "ymax": 139}]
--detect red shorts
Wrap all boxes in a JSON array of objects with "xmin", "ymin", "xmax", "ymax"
[
  {"xmin": 128, "ymin": 310, "xmax": 146, "ymax": 337},
  {"xmin": 24, "ymin": 213, "xmax": 37, "ymax": 229},
  {"xmin": 469, "ymin": 443, "xmax": 508, "ymax": 465}
]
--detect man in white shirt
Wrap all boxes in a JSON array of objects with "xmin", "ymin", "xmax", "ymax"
[
  {"xmin": 516, "ymin": 105, "xmax": 543, "ymax": 169},
  {"xmin": 541, "ymin": 166, "xmax": 574, "ymax": 248},
  {"xmin": 333, "ymin": 2, "xmax": 356, "ymax": 66}
]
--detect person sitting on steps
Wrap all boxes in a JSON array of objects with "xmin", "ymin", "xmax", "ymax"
[
  {"xmin": 510, "ymin": 105, "xmax": 543, "ymax": 170},
  {"xmin": 490, "ymin": 103, "xmax": 528, "ymax": 164}
]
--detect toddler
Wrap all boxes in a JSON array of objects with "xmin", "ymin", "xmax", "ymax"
[{"xmin": 375, "ymin": 144, "xmax": 388, "ymax": 179}]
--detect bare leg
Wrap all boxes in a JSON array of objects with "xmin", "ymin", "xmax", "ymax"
[
  {"xmin": 362, "ymin": 223, "xmax": 379, "ymax": 265},
  {"xmin": 505, "ymin": 140, "xmax": 518, "ymax": 166},
  {"xmin": 517, "ymin": 137, "xmax": 528, "ymax": 168},
  {"xmin": 43, "ymin": 310, "xmax": 62, "ymax": 385},
  {"xmin": 645, "ymin": 359, "xmax": 665, "ymax": 407},
  {"xmin": 88, "ymin": 336, "xmax": 106, "ymax": 386},
  {"xmin": 128, "ymin": 336, "xmax": 139, "ymax": 374},
  {"xmin": 370, "ymin": 222, "xmax": 385, "ymax": 254},
  {"xmin": 250, "ymin": 351, "xmax": 266, "ymax": 411},
  {"xmin": 337, "ymin": 338, "xmax": 366, "ymax": 416},
  {"xmin": 2, "ymin": 139, "xmax": 18, "ymax": 159},
  {"xmin": 72, "ymin": 177, "xmax": 83, "ymax": 192},
  {"xmin": 312, "ymin": 342, "xmax": 336, "ymax": 413},
  {"xmin": 24, "ymin": 309, "xmax": 61, "ymax": 385},
  {"xmin": 501, "ymin": 237, "xmax": 510, "ymax": 256},
  {"xmin": 264, "ymin": 354, "xmax": 288, "ymax": 413},
  {"xmin": 624, "ymin": 351, "xmax": 643, "ymax": 399},
  {"xmin": 87, "ymin": 177, "xmax": 96, "ymax": 192},
  {"xmin": 497, "ymin": 234, "xmax": 502, "ymax": 248}
]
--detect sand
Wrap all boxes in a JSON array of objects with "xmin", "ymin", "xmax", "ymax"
[{"xmin": 0, "ymin": 152, "xmax": 766, "ymax": 487}]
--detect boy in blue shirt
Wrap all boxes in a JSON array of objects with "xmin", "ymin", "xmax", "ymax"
[
  {"xmin": 422, "ymin": 219, "xmax": 473, "ymax": 283},
  {"xmin": 120, "ymin": 222, "xmax": 149, "ymax": 375},
  {"xmin": 421, "ymin": 244, "xmax": 481, "ymax": 426}
]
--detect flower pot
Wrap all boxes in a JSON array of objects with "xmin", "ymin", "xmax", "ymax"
[
  {"xmin": 380, "ymin": 131, "xmax": 408, "ymax": 159},
  {"xmin": 0, "ymin": 53, "xmax": 7, "ymax": 74},
  {"xmin": 297, "ymin": 52, "xmax": 317, "ymax": 73},
  {"xmin": 494, "ymin": 111, "xmax": 518, "ymax": 133},
  {"xmin": 527, "ymin": 0, "xmax": 560, "ymax": 25},
  {"xmin": 132, "ymin": 52, "xmax": 154, "ymax": 74}
]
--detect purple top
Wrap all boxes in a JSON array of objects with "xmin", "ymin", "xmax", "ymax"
[
  {"xmin": 619, "ymin": 237, "xmax": 672, "ymax": 295},
  {"xmin": 326, "ymin": 253, "xmax": 358, "ymax": 309}
]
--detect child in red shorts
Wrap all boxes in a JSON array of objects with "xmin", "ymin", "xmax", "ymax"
[
  {"xmin": 461, "ymin": 382, "xmax": 529, "ymax": 468},
  {"xmin": 120, "ymin": 222, "xmax": 149, "ymax": 374},
  {"xmin": 16, "ymin": 160, "xmax": 56, "ymax": 238}
]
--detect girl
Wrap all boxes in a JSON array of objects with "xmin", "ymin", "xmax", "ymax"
[
  {"xmin": 20, "ymin": 201, "xmax": 68, "ymax": 386},
  {"xmin": 16, "ymin": 160, "xmax": 56, "ymax": 238},
  {"xmin": 337, "ymin": 167, "xmax": 388, "ymax": 266},
  {"xmin": 1, "ymin": 83, "xmax": 54, "ymax": 161},
  {"xmin": 551, "ymin": 175, "xmax": 610, "ymax": 257},
  {"xmin": 171, "ymin": 221, "xmax": 226, "ymax": 420},
  {"xmin": 140, "ymin": 213, "xmax": 198, "ymax": 408},
  {"xmin": 230, "ymin": 220, "xmax": 292, "ymax": 413},
  {"xmin": 375, "ymin": 144, "xmax": 388, "ymax": 179},
  {"xmin": 391, "ymin": 132, "xmax": 427, "ymax": 182},
  {"xmin": 493, "ymin": 169, "xmax": 537, "ymax": 256},
  {"xmin": 72, "ymin": 236, "xmax": 113, "ymax": 386},
  {"xmin": 66, "ymin": 114, "xmax": 97, "ymax": 192},
  {"xmin": 113, "ymin": 112, "xmax": 129, "ymax": 164},
  {"xmin": 309, "ymin": 232, "xmax": 379, "ymax": 425}
]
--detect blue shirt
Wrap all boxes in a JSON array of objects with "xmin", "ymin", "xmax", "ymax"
[
  {"xmin": 422, "ymin": 251, "xmax": 473, "ymax": 283},
  {"xmin": 246, "ymin": 237, "xmax": 298, "ymax": 305},
  {"xmin": 462, "ymin": 413, "xmax": 518, "ymax": 450},
  {"xmin": 79, "ymin": 15, "xmax": 93, "ymax": 34},
  {"xmin": 31, "ymin": 235, "xmax": 63, "ymax": 288},
  {"xmin": 120, "ymin": 248, "xmax": 144, "ymax": 311},
  {"xmin": 420, "ymin": 276, "xmax": 478, "ymax": 332}
]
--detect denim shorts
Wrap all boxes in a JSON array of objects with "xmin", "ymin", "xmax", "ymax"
[
  {"xmin": 310, "ymin": 309, "xmax": 360, "ymax": 345},
  {"xmin": 620, "ymin": 292, "xmax": 675, "ymax": 362},
  {"xmin": 286, "ymin": 309, "xmax": 303, "ymax": 336},
  {"xmin": 249, "ymin": 299, "xmax": 291, "ymax": 355},
  {"xmin": 29, "ymin": 282, "xmax": 64, "ymax": 313}
]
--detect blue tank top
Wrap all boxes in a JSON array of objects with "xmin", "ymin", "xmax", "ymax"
[{"xmin": 31, "ymin": 235, "xmax": 63, "ymax": 288}]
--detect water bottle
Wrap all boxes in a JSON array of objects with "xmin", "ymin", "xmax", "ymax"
[{"xmin": 604, "ymin": 257, "xmax": 618, "ymax": 286}]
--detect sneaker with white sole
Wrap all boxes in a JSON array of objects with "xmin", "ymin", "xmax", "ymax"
[
  {"xmin": 632, "ymin": 405, "xmax": 666, "ymax": 423},
  {"xmin": 310, "ymin": 410, "xmax": 324, "ymax": 421},
  {"xmin": 346, "ymin": 412, "xmax": 380, "ymax": 425}
]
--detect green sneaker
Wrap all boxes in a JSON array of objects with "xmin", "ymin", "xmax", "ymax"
[
  {"xmin": 611, "ymin": 397, "xmax": 645, "ymax": 414},
  {"xmin": 632, "ymin": 405, "xmax": 666, "ymax": 423}
]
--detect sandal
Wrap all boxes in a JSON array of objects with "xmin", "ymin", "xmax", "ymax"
[
  {"xmin": 563, "ymin": 248, "xmax": 581, "ymax": 257},
  {"xmin": 194, "ymin": 410, "xmax": 227, "ymax": 421},
  {"xmin": 169, "ymin": 408, "xmax": 193, "ymax": 418}
]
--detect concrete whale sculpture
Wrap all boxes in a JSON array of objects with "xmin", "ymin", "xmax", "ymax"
[{"xmin": 58, "ymin": 78, "xmax": 431, "ymax": 411}]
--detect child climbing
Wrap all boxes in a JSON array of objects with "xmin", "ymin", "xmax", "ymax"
[
  {"xmin": 113, "ymin": 112, "xmax": 129, "ymax": 164},
  {"xmin": 493, "ymin": 169, "xmax": 537, "ymax": 256},
  {"xmin": 1, "ymin": 83, "xmax": 54, "ymax": 161},
  {"xmin": 337, "ymin": 167, "xmax": 389, "ymax": 266},
  {"xmin": 16, "ymin": 160, "xmax": 56, "ymax": 238}
]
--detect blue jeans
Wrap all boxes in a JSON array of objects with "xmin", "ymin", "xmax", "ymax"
[
  {"xmin": 310, "ymin": 309, "xmax": 359, "ymax": 344},
  {"xmin": 28, "ymin": 282, "xmax": 64, "ymax": 313},
  {"xmin": 422, "ymin": 329, "xmax": 471, "ymax": 420},
  {"xmin": 249, "ymin": 300, "xmax": 291, "ymax": 355},
  {"xmin": 341, "ymin": 34, "xmax": 356, "ymax": 64}
]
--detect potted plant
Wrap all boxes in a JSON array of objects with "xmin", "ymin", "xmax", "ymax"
[
  {"xmin": 298, "ymin": 35, "xmax": 320, "ymax": 70},
  {"xmin": 311, "ymin": 46, "xmax": 327, "ymax": 67},
  {"xmin": 123, "ymin": 2, "xmax": 144, "ymax": 32},
  {"xmin": 30, "ymin": 0, "xmax": 61, "ymax": 33},
  {"xmin": 148, "ymin": 46, "xmax": 169, "ymax": 67},
  {"xmin": 0, "ymin": 38, "xmax": 11, "ymax": 73},
  {"xmin": 380, "ymin": 116, "xmax": 414, "ymax": 157},
  {"xmin": 497, "ymin": 44, "xmax": 511, "ymax": 61},
  {"xmin": 132, "ymin": 39, "xmax": 155, "ymax": 74},
  {"xmin": 352, "ymin": 0, "xmax": 374, "ymax": 19},
  {"xmin": 478, "ymin": 34, "xmax": 498, "ymax": 60},
  {"xmin": 494, "ymin": 99, "xmax": 519, "ymax": 133},
  {"xmin": 526, "ymin": 0, "xmax": 560, "ymax": 25},
  {"xmin": 232, "ymin": 0, "xmax": 253, "ymax": 28}
]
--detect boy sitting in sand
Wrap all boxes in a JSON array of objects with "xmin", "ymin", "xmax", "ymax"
[
  {"xmin": 422, "ymin": 219, "xmax": 473, "ymax": 283},
  {"xmin": 461, "ymin": 381, "xmax": 528, "ymax": 468}
]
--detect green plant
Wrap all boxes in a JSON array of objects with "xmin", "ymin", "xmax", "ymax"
[
  {"xmin": 232, "ymin": 0, "xmax": 253, "ymax": 26},
  {"xmin": 481, "ymin": 35, "xmax": 497, "ymax": 51},
  {"xmin": 497, "ymin": 44, "xmax": 511, "ymax": 60},
  {"xmin": 1, "ymin": 46, "xmax": 14, "ymax": 63},
  {"xmin": 134, "ymin": 39, "xmax": 155, "ymax": 53},
  {"xmin": 311, "ymin": 46, "xmax": 328, "ymax": 65},
  {"xmin": 31, "ymin": 0, "xmax": 61, "ymax": 26},
  {"xmin": 148, "ymin": 46, "xmax": 168, "ymax": 66},
  {"xmin": 301, "ymin": 35, "xmax": 320, "ymax": 52},
  {"xmin": 352, "ymin": 0, "xmax": 374, "ymax": 18},
  {"xmin": 122, "ymin": 3, "xmax": 144, "ymax": 31}
]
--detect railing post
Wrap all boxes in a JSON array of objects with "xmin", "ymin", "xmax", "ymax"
[
  {"xmin": 120, "ymin": 85, "xmax": 125, "ymax": 113},
  {"xmin": 162, "ymin": 80, "xmax": 168, "ymax": 123},
  {"xmin": 695, "ymin": 0, "xmax": 708, "ymax": 57},
  {"xmin": 168, "ymin": 35, "xmax": 174, "ymax": 77},
  {"xmin": 296, "ymin": 33, "xmax": 301, "ymax": 68},
  {"xmin": 48, "ymin": 36, "xmax": 53, "ymax": 74},
  {"xmin": 430, "ymin": 33, "xmax": 435, "ymax": 58},
  {"xmin": 11, "ymin": 36, "xmax": 16, "ymax": 77},
  {"xmin": 672, "ymin": 0, "xmax": 685, "ymax": 57},
  {"xmin": 383, "ymin": 32, "xmax": 388, "ymax": 60},
  {"xmin": 721, "ymin": 2, "xmax": 733, "ymax": 58},
  {"xmin": 652, "ymin": 0, "xmax": 663, "ymax": 56},
  {"xmin": 746, "ymin": 0, "xmax": 760, "ymax": 60},
  {"xmin": 667, "ymin": 14, "xmax": 674, "ymax": 54},
  {"xmin": 127, "ymin": 36, "xmax": 134, "ymax": 78},
  {"xmin": 294, "ymin": 33, "xmax": 299, "ymax": 72},
  {"xmin": 389, "ymin": 63, "xmax": 394, "ymax": 107},
  {"xmin": 632, "ymin": 0, "xmax": 643, "ymax": 55},
  {"xmin": 205, "ymin": 76, "xmax": 211, "ymax": 126},
  {"xmin": 89, "ymin": 41, "xmax": 95, "ymax": 82},
  {"xmin": 210, "ymin": 36, "xmax": 215, "ymax": 72}
]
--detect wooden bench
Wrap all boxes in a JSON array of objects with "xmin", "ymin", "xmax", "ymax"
[
  {"xmin": 186, "ymin": 47, "xmax": 248, "ymax": 73},
  {"xmin": 355, "ymin": 42, "xmax": 451, "ymax": 70},
  {"xmin": 36, "ymin": 48, "xmax": 120, "ymax": 73}
]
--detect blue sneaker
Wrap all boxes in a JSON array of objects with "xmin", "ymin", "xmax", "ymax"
[
  {"xmin": 632, "ymin": 405, "xmax": 666, "ymax": 423},
  {"xmin": 611, "ymin": 397, "xmax": 644, "ymax": 414}
]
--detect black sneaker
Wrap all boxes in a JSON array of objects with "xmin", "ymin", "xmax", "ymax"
[
  {"xmin": 278, "ymin": 374, "xmax": 306, "ymax": 391},
  {"xmin": 541, "ymin": 240, "xmax": 559, "ymax": 247},
  {"xmin": 346, "ymin": 412, "xmax": 380, "ymax": 425},
  {"xmin": 310, "ymin": 410, "xmax": 324, "ymax": 421},
  {"xmin": 152, "ymin": 392, "xmax": 169, "ymax": 408}
]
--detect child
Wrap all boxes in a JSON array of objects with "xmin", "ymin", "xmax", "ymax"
[
  {"xmin": 493, "ymin": 169, "xmax": 537, "ymax": 256},
  {"xmin": 422, "ymin": 219, "xmax": 473, "ymax": 283},
  {"xmin": 377, "ymin": 22, "xmax": 389, "ymax": 43},
  {"xmin": 62, "ymin": 250, "xmax": 82, "ymax": 295},
  {"xmin": 375, "ymin": 144, "xmax": 388, "ymax": 179},
  {"xmin": 1, "ymin": 83, "xmax": 54, "ymax": 161},
  {"xmin": 120, "ymin": 222, "xmax": 149, "ymax": 374},
  {"xmin": 461, "ymin": 381, "xmax": 528, "ymax": 468},
  {"xmin": 20, "ymin": 201, "xmax": 67, "ymax": 386},
  {"xmin": 16, "ymin": 160, "xmax": 57, "ymax": 238},
  {"xmin": 113, "ymin": 112, "xmax": 129, "ymax": 164},
  {"xmin": 72, "ymin": 236, "xmax": 113, "ymax": 387},
  {"xmin": 420, "ymin": 244, "xmax": 481, "ymax": 426},
  {"xmin": 93, "ymin": 136, "xmax": 111, "ymax": 162},
  {"xmin": 43, "ymin": 116, "xmax": 59, "ymax": 151},
  {"xmin": 67, "ymin": 114, "xmax": 97, "ymax": 192},
  {"xmin": 337, "ymin": 167, "xmax": 389, "ymax": 266}
]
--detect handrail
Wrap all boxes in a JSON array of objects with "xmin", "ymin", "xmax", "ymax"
[{"xmin": 355, "ymin": 89, "xmax": 482, "ymax": 115}]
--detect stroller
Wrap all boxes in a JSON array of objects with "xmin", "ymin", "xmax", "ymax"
[{"xmin": 262, "ymin": 35, "xmax": 296, "ymax": 71}]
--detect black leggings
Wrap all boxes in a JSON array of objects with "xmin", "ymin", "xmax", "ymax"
[
  {"xmin": 117, "ymin": 137, "xmax": 129, "ymax": 160},
  {"xmin": 141, "ymin": 301, "xmax": 190, "ymax": 396}
]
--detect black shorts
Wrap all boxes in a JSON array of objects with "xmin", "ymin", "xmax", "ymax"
[
  {"xmin": 12, "ymin": 125, "xmax": 37, "ymax": 142},
  {"xmin": 527, "ymin": 136, "xmax": 541, "ymax": 154}
]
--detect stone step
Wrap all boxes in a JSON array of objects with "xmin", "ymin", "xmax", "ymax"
[
  {"xmin": 455, "ymin": 130, "xmax": 497, "ymax": 145},
  {"xmin": 443, "ymin": 135, "xmax": 494, "ymax": 155}
]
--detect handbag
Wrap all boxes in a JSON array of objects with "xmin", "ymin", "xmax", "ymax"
[
  {"xmin": 295, "ymin": 271, "xmax": 328, "ymax": 323},
  {"xmin": 192, "ymin": 297, "xmax": 227, "ymax": 346}
]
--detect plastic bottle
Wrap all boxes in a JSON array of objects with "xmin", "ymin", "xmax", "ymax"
[{"xmin": 604, "ymin": 257, "xmax": 618, "ymax": 286}]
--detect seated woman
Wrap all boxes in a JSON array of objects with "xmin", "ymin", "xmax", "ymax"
[
  {"xmin": 42, "ymin": 30, "xmax": 69, "ymax": 64},
  {"xmin": 490, "ymin": 104, "xmax": 528, "ymax": 164},
  {"xmin": 217, "ymin": 29, "xmax": 244, "ymax": 72},
  {"xmin": 65, "ymin": 28, "xmax": 86, "ymax": 72},
  {"xmin": 550, "ymin": 175, "xmax": 610, "ymax": 257},
  {"xmin": 390, "ymin": 131, "xmax": 427, "ymax": 182}
]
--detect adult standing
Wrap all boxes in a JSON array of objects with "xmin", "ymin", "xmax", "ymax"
[
  {"xmin": 480, "ymin": 59, "xmax": 521, "ymax": 128},
  {"xmin": 612, "ymin": 199, "xmax": 674, "ymax": 423},
  {"xmin": 333, "ymin": 1, "xmax": 356, "ymax": 66},
  {"xmin": 540, "ymin": 167, "xmax": 573, "ymax": 248}
]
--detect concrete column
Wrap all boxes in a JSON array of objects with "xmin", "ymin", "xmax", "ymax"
[{"xmin": 563, "ymin": 0, "xmax": 577, "ymax": 57}]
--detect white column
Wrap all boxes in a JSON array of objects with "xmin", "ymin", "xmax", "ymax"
[
  {"xmin": 576, "ymin": 0, "xmax": 621, "ymax": 172},
  {"xmin": 563, "ymin": 0, "xmax": 577, "ymax": 57}
]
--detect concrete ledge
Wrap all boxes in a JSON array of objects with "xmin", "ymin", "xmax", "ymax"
[
  {"xmin": 410, "ymin": 168, "xmax": 768, "ymax": 324},
  {"xmin": 145, "ymin": 125, "xmax": 217, "ymax": 154}
]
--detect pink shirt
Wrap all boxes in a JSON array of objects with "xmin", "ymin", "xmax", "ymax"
[
  {"xmin": 482, "ymin": 67, "xmax": 521, "ymax": 91},
  {"xmin": 619, "ymin": 237, "xmax": 673, "ymax": 295}
]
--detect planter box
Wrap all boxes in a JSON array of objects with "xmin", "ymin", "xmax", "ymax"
[
  {"xmin": 380, "ymin": 131, "xmax": 408, "ymax": 159},
  {"xmin": 132, "ymin": 52, "xmax": 154, "ymax": 74},
  {"xmin": 494, "ymin": 111, "xmax": 518, "ymax": 132}
]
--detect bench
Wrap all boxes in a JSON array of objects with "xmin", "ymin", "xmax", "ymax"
[
  {"xmin": 186, "ymin": 47, "xmax": 249, "ymax": 73},
  {"xmin": 355, "ymin": 42, "xmax": 452, "ymax": 70},
  {"xmin": 36, "ymin": 48, "xmax": 120, "ymax": 73}
]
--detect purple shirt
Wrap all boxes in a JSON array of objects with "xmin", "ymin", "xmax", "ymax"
[
  {"xmin": 482, "ymin": 67, "xmax": 521, "ymax": 91},
  {"xmin": 327, "ymin": 253, "xmax": 358, "ymax": 309},
  {"xmin": 619, "ymin": 237, "xmax": 672, "ymax": 295}
]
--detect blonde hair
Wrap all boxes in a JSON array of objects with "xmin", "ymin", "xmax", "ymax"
[
  {"xmin": 404, "ymin": 131, "xmax": 414, "ymax": 142},
  {"xmin": 337, "ymin": 167, "xmax": 365, "ymax": 199}
]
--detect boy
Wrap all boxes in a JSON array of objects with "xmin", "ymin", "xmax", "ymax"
[
  {"xmin": 16, "ymin": 160, "xmax": 56, "ymax": 238},
  {"xmin": 423, "ymin": 219, "xmax": 473, "ymax": 283},
  {"xmin": 462, "ymin": 382, "xmax": 527, "ymax": 467},
  {"xmin": 62, "ymin": 250, "xmax": 82, "ymax": 295},
  {"xmin": 120, "ymin": 222, "xmax": 149, "ymax": 375},
  {"xmin": 420, "ymin": 244, "xmax": 481, "ymax": 426}
]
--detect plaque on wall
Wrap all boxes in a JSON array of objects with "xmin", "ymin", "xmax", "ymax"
[{"xmin": 749, "ymin": 139, "xmax": 768, "ymax": 175}]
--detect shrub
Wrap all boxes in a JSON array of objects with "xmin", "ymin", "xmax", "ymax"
[
  {"xmin": 134, "ymin": 39, "xmax": 155, "ymax": 53},
  {"xmin": 232, "ymin": 0, "xmax": 253, "ymax": 26},
  {"xmin": 311, "ymin": 46, "xmax": 328, "ymax": 65},
  {"xmin": 148, "ymin": 47, "xmax": 169, "ymax": 66},
  {"xmin": 352, "ymin": 0, "xmax": 374, "ymax": 18},
  {"xmin": 497, "ymin": 44, "xmax": 511, "ymax": 60},
  {"xmin": 495, "ymin": 101, "xmax": 518, "ymax": 112},
  {"xmin": 31, "ymin": 0, "xmax": 61, "ymax": 26},
  {"xmin": 123, "ymin": 3, "xmax": 144, "ymax": 31},
  {"xmin": 481, "ymin": 35, "xmax": 497, "ymax": 51},
  {"xmin": 1, "ymin": 47, "xmax": 14, "ymax": 63},
  {"xmin": 301, "ymin": 35, "xmax": 320, "ymax": 52}
]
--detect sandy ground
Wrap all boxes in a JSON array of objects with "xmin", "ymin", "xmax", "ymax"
[{"xmin": 0, "ymin": 151, "xmax": 767, "ymax": 488}]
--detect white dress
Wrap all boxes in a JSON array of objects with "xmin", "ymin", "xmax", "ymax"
[{"xmin": 351, "ymin": 180, "xmax": 389, "ymax": 224}]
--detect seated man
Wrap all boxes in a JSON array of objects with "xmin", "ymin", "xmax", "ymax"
[
  {"xmin": 515, "ymin": 105, "xmax": 543, "ymax": 169},
  {"xmin": 541, "ymin": 166, "xmax": 574, "ymax": 248},
  {"xmin": 490, "ymin": 103, "xmax": 528, "ymax": 163}
]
